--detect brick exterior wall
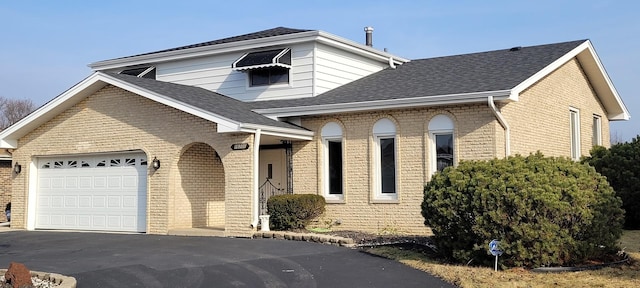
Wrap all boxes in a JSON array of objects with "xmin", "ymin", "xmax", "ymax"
[
  {"xmin": 0, "ymin": 160, "xmax": 11, "ymax": 222},
  {"xmin": 11, "ymin": 85, "xmax": 255, "ymax": 236},
  {"xmin": 293, "ymin": 104, "xmax": 499, "ymax": 234},
  {"xmin": 7, "ymin": 56, "xmax": 614, "ymax": 238},
  {"xmin": 502, "ymin": 58, "xmax": 611, "ymax": 156},
  {"xmin": 171, "ymin": 142, "xmax": 225, "ymax": 228}
]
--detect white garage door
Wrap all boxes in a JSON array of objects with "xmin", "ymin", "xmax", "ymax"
[{"xmin": 36, "ymin": 152, "xmax": 147, "ymax": 232}]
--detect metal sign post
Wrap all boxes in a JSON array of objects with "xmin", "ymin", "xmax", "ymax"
[{"xmin": 489, "ymin": 239, "xmax": 503, "ymax": 271}]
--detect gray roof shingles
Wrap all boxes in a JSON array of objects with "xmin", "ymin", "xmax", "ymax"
[
  {"xmin": 106, "ymin": 73, "xmax": 306, "ymax": 131},
  {"xmin": 249, "ymin": 39, "xmax": 587, "ymax": 109},
  {"xmin": 109, "ymin": 39, "xmax": 586, "ymax": 126},
  {"xmin": 115, "ymin": 27, "xmax": 312, "ymax": 60}
]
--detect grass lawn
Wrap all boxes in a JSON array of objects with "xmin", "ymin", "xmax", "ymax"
[{"xmin": 366, "ymin": 230, "xmax": 640, "ymax": 288}]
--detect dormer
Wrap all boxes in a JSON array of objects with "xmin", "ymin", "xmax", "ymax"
[{"xmin": 88, "ymin": 27, "xmax": 409, "ymax": 102}]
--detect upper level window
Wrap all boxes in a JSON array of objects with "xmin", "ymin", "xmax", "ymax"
[
  {"xmin": 373, "ymin": 118, "xmax": 397, "ymax": 200},
  {"xmin": 428, "ymin": 115, "xmax": 455, "ymax": 174},
  {"xmin": 321, "ymin": 122, "xmax": 344, "ymax": 201},
  {"xmin": 250, "ymin": 67, "xmax": 289, "ymax": 86},
  {"xmin": 232, "ymin": 48, "xmax": 291, "ymax": 87},
  {"xmin": 592, "ymin": 115, "xmax": 602, "ymax": 146},
  {"xmin": 120, "ymin": 66, "xmax": 156, "ymax": 79},
  {"xmin": 570, "ymin": 108, "xmax": 581, "ymax": 160}
]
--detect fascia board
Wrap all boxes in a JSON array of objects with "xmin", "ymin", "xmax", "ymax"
[
  {"xmin": 239, "ymin": 123, "xmax": 314, "ymax": 140},
  {"xmin": 576, "ymin": 42, "xmax": 630, "ymax": 120},
  {"xmin": 511, "ymin": 40, "xmax": 629, "ymax": 121},
  {"xmin": 255, "ymin": 90, "xmax": 511, "ymax": 118},
  {"xmin": 89, "ymin": 31, "xmax": 408, "ymax": 71},
  {"xmin": 0, "ymin": 73, "xmax": 108, "ymax": 148},
  {"xmin": 89, "ymin": 31, "xmax": 321, "ymax": 70},
  {"xmin": 316, "ymin": 31, "xmax": 410, "ymax": 64},
  {"xmin": 510, "ymin": 41, "xmax": 591, "ymax": 101}
]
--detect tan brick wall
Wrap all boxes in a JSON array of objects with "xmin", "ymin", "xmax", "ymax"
[
  {"xmin": 293, "ymin": 104, "xmax": 498, "ymax": 234},
  {"xmin": 502, "ymin": 58, "xmax": 611, "ymax": 157},
  {"xmin": 0, "ymin": 161, "xmax": 11, "ymax": 222},
  {"xmin": 11, "ymin": 85, "xmax": 255, "ymax": 236},
  {"xmin": 171, "ymin": 142, "xmax": 225, "ymax": 229}
]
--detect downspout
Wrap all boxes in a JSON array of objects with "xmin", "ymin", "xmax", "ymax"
[
  {"xmin": 251, "ymin": 129, "xmax": 262, "ymax": 228},
  {"xmin": 488, "ymin": 96, "xmax": 511, "ymax": 157}
]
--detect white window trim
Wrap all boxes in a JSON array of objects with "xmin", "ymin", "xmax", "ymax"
[
  {"xmin": 372, "ymin": 118, "xmax": 398, "ymax": 202},
  {"xmin": 570, "ymin": 107, "xmax": 581, "ymax": 161},
  {"xmin": 322, "ymin": 136, "xmax": 344, "ymax": 202},
  {"xmin": 374, "ymin": 133, "xmax": 398, "ymax": 201},
  {"xmin": 429, "ymin": 130, "xmax": 455, "ymax": 175},
  {"xmin": 593, "ymin": 114, "xmax": 602, "ymax": 146},
  {"xmin": 245, "ymin": 66, "xmax": 293, "ymax": 90}
]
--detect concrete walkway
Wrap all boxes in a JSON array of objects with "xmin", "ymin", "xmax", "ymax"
[{"xmin": 0, "ymin": 230, "xmax": 455, "ymax": 287}]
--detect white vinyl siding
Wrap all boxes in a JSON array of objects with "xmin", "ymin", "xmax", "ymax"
[
  {"xmin": 314, "ymin": 43, "xmax": 387, "ymax": 95},
  {"xmin": 570, "ymin": 108, "xmax": 581, "ymax": 160},
  {"xmin": 156, "ymin": 43, "xmax": 315, "ymax": 101}
]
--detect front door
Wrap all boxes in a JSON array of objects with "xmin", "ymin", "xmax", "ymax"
[{"xmin": 258, "ymin": 149, "xmax": 285, "ymax": 189}]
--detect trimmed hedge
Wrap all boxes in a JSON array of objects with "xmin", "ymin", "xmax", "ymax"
[
  {"xmin": 422, "ymin": 153, "xmax": 624, "ymax": 268},
  {"xmin": 267, "ymin": 194, "xmax": 326, "ymax": 230}
]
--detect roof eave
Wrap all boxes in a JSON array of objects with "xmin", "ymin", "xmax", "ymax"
[
  {"xmin": 0, "ymin": 72, "xmax": 312, "ymax": 149},
  {"xmin": 254, "ymin": 90, "xmax": 511, "ymax": 118},
  {"xmin": 510, "ymin": 40, "xmax": 630, "ymax": 121},
  {"xmin": 90, "ymin": 30, "xmax": 408, "ymax": 71}
]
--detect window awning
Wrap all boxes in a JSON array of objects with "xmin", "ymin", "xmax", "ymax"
[{"xmin": 232, "ymin": 48, "xmax": 291, "ymax": 71}]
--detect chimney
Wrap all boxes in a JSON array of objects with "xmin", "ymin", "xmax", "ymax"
[{"xmin": 364, "ymin": 26, "xmax": 374, "ymax": 47}]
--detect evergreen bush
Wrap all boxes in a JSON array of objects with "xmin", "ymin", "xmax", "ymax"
[
  {"xmin": 267, "ymin": 194, "xmax": 326, "ymax": 230},
  {"xmin": 583, "ymin": 136, "xmax": 640, "ymax": 229},
  {"xmin": 422, "ymin": 153, "xmax": 624, "ymax": 268}
]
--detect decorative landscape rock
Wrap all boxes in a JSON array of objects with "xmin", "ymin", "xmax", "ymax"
[{"xmin": 4, "ymin": 262, "xmax": 33, "ymax": 288}]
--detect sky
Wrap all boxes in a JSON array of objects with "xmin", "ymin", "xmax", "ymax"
[{"xmin": 0, "ymin": 0, "xmax": 638, "ymax": 141}]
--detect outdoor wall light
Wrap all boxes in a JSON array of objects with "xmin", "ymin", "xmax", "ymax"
[
  {"xmin": 152, "ymin": 157, "xmax": 161, "ymax": 170},
  {"xmin": 13, "ymin": 162, "xmax": 21, "ymax": 174}
]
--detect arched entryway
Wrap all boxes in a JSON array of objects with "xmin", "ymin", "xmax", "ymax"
[{"xmin": 173, "ymin": 142, "xmax": 225, "ymax": 229}]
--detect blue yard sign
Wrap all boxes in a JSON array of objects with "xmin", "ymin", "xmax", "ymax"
[{"xmin": 489, "ymin": 239, "xmax": 503, "ymax": 271}]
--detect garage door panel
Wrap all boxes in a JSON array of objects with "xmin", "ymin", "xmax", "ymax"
[
  {"xmin": 78, "ymin": 196, "xmax": 91, "ymax": 208},
  {"xmin": 64, "ymin": 196, "xmax": 77, "ymax": 208},
  {"xmin": 108, "ymin": 196, "xmax": 121, "ymax": 208},
  {"xmin": 36, "ymin": 152, "xmax": 147, "ymax": 232}
]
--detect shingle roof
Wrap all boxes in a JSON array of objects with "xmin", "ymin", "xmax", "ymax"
[
  {"xmin": 106, "ymin": 73, "xmax": 306, "ymax": 130},
  {"xmin": 250, "ymin": 40, "xmax": 587, "ymax": 109},
  {"xmin": 116, "ymin": 27, "xmax": 312, "ymax": 60}
]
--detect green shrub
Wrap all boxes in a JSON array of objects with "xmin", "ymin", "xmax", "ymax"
[
  {"xmin": 421, "ymin": 153, "xmax": 624, "ymax": 268},
  {"xmin": 267, "ymin": 194, "xmax": 326, "ymax": 230},
  {"xmin": 583, "ymin": 136, "xmax": 640, "ymax": 229}
]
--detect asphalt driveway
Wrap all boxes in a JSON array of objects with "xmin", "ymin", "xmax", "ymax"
[{"xmin": 0, "ymin": 231, "xmax": 454, "ymax": 288}]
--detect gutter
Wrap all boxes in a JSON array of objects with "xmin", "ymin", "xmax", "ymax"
[
  {"xmin": 488, "ymin": 96, "xmax": 511, "ymax": 156},
  {"xmin": 251, "ymin": 129, "xmax": 262, "ymax": 229}
]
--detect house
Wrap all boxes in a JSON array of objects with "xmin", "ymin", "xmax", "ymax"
[{"xmin": 0, "ymin": 27, "xmax": 629, "ymax": 236}]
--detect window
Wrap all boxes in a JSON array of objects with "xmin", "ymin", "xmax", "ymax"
[
  {"xmin": 428, "ymin": 115, "xmax": 455, "ymax": 174},
  {"xmin": 232, "ymin": 48, "xmax": 292, "ymax": 87},
  {"xmin": 373, "ymin": 118, "xmax": 397, "ymax": 200},
  {"xmin": 570, "ymin": 108, "xmax": 581, "ymax": 160},
  {"xmin": 592, "ymin": 115, "xmax": 602, "ymax": 146},
  {"xmin": 250, "ymin": 67, "xmax": 289, "ymax": 86},
  {"xmin": 322, "ymin": 122, "xmax": 344, "ymax": 201}
]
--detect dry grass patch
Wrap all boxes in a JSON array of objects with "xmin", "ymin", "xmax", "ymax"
[{"xmin": 366, "ymin": 230, "xmax": 640, "ymax": 288}]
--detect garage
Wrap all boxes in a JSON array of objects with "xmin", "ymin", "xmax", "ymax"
[{"xmin": 35, "ymin": 152, "xmax": 147, "ymax": 232}]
